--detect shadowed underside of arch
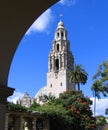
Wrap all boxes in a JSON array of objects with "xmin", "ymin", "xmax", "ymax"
[
  {"xmin": 0, "ymin": 1, "xmax": 59, "ymax": 129},
  {"xmin": 0, "ymin": 0, "xmax": 59, "ymax": 86}
]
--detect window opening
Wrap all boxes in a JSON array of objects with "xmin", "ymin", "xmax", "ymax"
[
  {"xmin": 61, "ymin": 62, "xmax": 63, "ymax": 67},
  {"xmin": 61, "ymin": 32, "xmax": 64, "ymax": 38},
  {"xmin": 50, "ymin": 64, "xmax": 52, "ymax": 70},
  {"xmin": 57, "ymin": 44, "xmax": 59, "ymax": 51},
  {"xmin": 36, "ymin": 118, "xmax": 43, "ymax": 130},
  {"xmin": 57, "ymin": 32, "xmax": 59, "ymax": 38},
  {"xmin": 55, "ymin": 59, "xmax": 59, "ymax": 71}
]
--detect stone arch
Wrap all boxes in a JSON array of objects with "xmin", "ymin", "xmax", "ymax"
[
  {"xmin": 0, "ymin": 1, "xmax": 59, "ymax": 129},
  {"xmin": 0, "ymin": 0, "xmax": 59, "ymax": 86}
]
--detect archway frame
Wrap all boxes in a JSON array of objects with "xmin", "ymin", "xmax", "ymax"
[{"xmin": 0, "ymin": 1, "xmax": 59, "ymax": 129}]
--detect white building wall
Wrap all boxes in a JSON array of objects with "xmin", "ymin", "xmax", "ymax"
[{"xmin": 47, "ymin": 70, "xmax": 68, "ymax": 97}]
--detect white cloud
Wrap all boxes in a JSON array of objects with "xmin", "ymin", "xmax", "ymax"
[
  {"xmin": 26, "ymin": 9, "xmax": 53, "ymax": 35},
  {"xmin": 59, "ymin": 0, "xmax": 76, "ymax": 6},
  {"xmin": 90, "ymin": 97, "xmax": 108, "ymax": 116},
  {"xmin": 7, "ymin": 91, "xmax": 24, "ymax": 104}
]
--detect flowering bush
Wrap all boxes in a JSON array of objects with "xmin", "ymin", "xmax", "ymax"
[
  {"xmin": 31, "ymin": 90, "xmax": 96, "ymax": 130},
  {"xmin": 59, "ymin": 90, "xmax": 96, "ymax": 130}
]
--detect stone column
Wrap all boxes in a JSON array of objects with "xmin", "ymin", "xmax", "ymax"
[
  {"xmin": 46, "ymin": 118, "xmax": 50, "ymax": 130},
  {"xmin": 0, "ymin": 103, "xmax": 6, "ymax": 130},
  {"xmin": 52, "ymin": 56, "xmax": 54, "ymax": 71},
  {"xmin": 62, "ymin": 54, "xmax": 64, "ymax": 68},
  {"xmin": 20, "ymin": 116, "xmax": 24, "ymax": 130},
  {"xmin": 33, "ymin": 118, "xmax": 36, "ymax": 130},
  {"xmin": 24, "ymin": 117, "xmax": 33, "ymax": 130},
  {"xmin": 48, "ymin": 56, "xmax": 51, "ymax": 72},
  {"xmin": 5, "ymin": 113, "xmax": 9, "ymax": 130},
  {"xmin": 0, "ymin": 85, "xmax": 14, "ymax": 130},
  {"xmin": 59, "ymin": 55, "xmax": 61, "ymax": 70},
  {"xmin": 14, "ymin": 116, "xmax": 24, "ymax": 130}
]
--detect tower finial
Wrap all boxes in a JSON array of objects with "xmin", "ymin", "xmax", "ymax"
[{"xmin": 59, "ymin": 13, "xmax": 63, "ymax": 21}]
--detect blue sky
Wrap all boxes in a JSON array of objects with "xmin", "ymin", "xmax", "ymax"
[{"xmin": 8, "ymin": 0, "xmax": 108, "ymax": 116}]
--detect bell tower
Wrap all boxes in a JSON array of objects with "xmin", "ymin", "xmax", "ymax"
[{"xmin": 46, "ymin": 21, "xmax": 75, "ymax": 97}]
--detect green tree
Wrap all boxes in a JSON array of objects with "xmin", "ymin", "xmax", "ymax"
[
  {"xmin": 92, "ymin": 59, "xmax": 108, "ymax": 95},
  {"xmin": 69, "ymin": 64, "xmax": 88, "ymax": 91},
  {"xmin": 7, "ymin": 102, "xmax": 27, "ymax": 112},
  {"xmin": 93, "ymin": 60, "xmax": 108, "ymax": 83},
  {"xmin": 30, "ymin": 102, "xmax": 40, "ymax": 110},
  {"xmin": 91, "ymin": 80, "xmax": 102, "ymax": 117},
  {"xmin": 91, "ymin": 60, "xmax": 108, "ymax": 116},
  {"xmin": 105, "ymin": 108, "xmax": 108, "ymax": 115},
  {"xmin": 96, "ymin": 116, "xmax": 107, "ymax": 130},
  {"xmin": 30, "ymin": 91, "xmax": 96, "ymax": 130},
  {"xmin": 59, "ymin": 91, "xmax": 96, "ymax": 130},
  {"xmin": 43, "ymin": 94, "xmax": 56, "ymax": 102}
]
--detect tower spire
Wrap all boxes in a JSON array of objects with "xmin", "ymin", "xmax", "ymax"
[
  {"xmin": 46, "ymin": 21, "xmax": 75, "ymax": 97},
  {"xmin": 59, "ymin": 13, "xmax": 63, "ymax": 21},
  {"xmin": 35, "ymin": 21, "xmax": 75, "ymax": 102}
]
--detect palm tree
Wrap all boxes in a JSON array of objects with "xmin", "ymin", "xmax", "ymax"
[
  {"xmin": 91, "ymin": 59, "xmax": 108, "ymax": 116},
  {"xmin": 91, "ymin": 80, "xmax": 102, "ymax": 117},
  {"xmin": 68, "ymin": 64, "xmax": 88, "ymax": 91},
  {"xmin": 43, "ymin": 94, "xmax": 56, "ymax": 103},
  {"xmin": 93, "ymin": 60, "xmax": 108, "ymax": 84},
  {"xmin": 91, "ymin": 81, "xmax": 108, "ymax": 117}
]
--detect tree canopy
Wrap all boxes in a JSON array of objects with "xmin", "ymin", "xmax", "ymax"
[
  {"xmin": 92, "ymin": 59, "xmax": 108, "ymax": 97},
  {"xmin": 30, "ymin": 91, "xmax": 96, "ymax": 130},
  {"xmin": 68, "ymin": 64, "xmax": 88, "ymax": 91},
  {"xmin": 91, "ymin": 59, "xmax": 108, "ymax": 117}
]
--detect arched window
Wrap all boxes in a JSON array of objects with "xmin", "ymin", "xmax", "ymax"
[
  {"xmin": 57, "ymin": 44, "xmax": 59, "ymax": 51},
  {"xmin": 55, "ymin": 59, "xmax": 59, "ymax": 71},
  {"xmin": 50, "ymin": 64, "xmax": 52, "ymax": 69},
  {"xmin": 57, "ymin": 32, "xmax": 59, "ymax": 38},
  {"xmin": 61, "ymin": 31, "xmax": 64, "ymax": 38},
  {"xmin": 60, "ymin": 82, "xmax": 62, "ymax": 86},
  {"xmin": 50, "ymin": 84, "xmax": 52, "ymax": 88}
]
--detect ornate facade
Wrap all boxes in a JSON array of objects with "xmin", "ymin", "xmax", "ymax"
[
  {"xmin": 17, "ymin": 92, "xmax": 35, "ymax": 108},
  {"xmin": 17, "ymin": 20, "xmax": 75, "ymax": 105},
  {"xmin": 46, "ymin": 20, "xmax": 75, "ymax": 97},
  {"xmin": 35, "ymin": 21, "xmax": 75, "ymax": 103}
]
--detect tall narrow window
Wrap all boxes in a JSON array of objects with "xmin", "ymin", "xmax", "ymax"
[
  {"xmin": 55, "ymin": 59, "xmax": 59, "ymax": 71},
  {"xmin": 50, "ymin": 84, "xmax": 52, "ymax": 88},
  {"xmin": 61, "ymin": 32, "xmax": 64, "ymax": 38},
  {"xmin": 50, "ymin": 64, "xmax": 52, "ymax": 69},
  {"xmin": 57, "ymin": 32, "xmax": 59, "ymax": 39},
  {"xmin": 60, "ymin": 82, "xmax": 62, "ymax": 86},
  {"xmin": 57, "ymin": 44, "xmax": 59, "ymax": 51}
]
